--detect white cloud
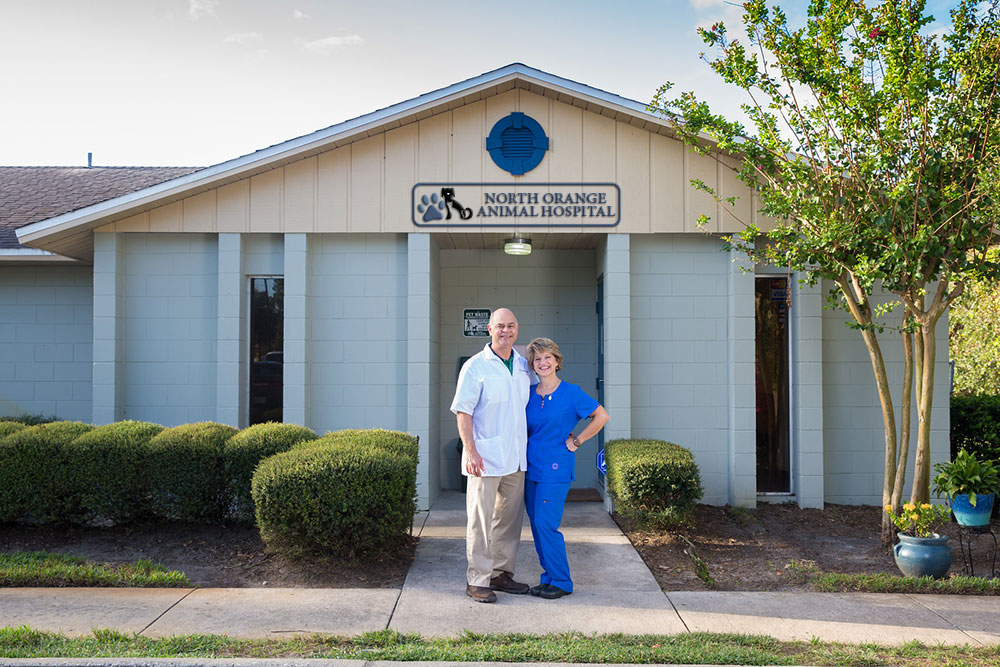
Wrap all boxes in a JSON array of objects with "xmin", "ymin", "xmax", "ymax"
[
  {"xmin": 224, "ymin": 32, "xmax": 262, "ymax": 45},
  {"xmin": 301, "ymin": 34, "xmax": 365, "ymax": 55},
  {"xmin": 188, "ymin": 0, "xmax": 219, "ymax": 19},
  {"xmin": 689, "ymin": 0, "xmax": 727, "ymax": 9},
  {"xmin": 293, "ymin": 9, "xmax": 309, "ymax": 20}
]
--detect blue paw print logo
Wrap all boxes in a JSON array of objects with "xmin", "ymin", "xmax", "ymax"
[{"xmin": 418, "ymin": 193, "xmax": 446, "ymax": 222}]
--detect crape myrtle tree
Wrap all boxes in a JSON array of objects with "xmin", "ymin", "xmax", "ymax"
[{"xmin": 653, "ymin": 0, "xmax": 999, "ymax": 544}]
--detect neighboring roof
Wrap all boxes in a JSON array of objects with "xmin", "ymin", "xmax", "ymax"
[
  {"xmin": 16, "ymin": 63, "xmax": 677, "ymax": 261},
  {"xmin": 1, "ymin": 166, "xmax": 201, "ymax": 259}
]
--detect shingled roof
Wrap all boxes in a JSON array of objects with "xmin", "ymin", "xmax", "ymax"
[{"xmin": 0, "ymin": 166, "xmax": 201, "ymax": 253}]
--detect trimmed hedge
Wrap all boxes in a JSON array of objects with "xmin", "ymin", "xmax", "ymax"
[
  {"xmin": 605, "ymin": 438, "xmax": 703, "ymax": 527},
  {"xmin": 69, "ymin": 421, "xmax": 165, "ymax": 523},
  {"xmin": 253, "ymin": 434, "xmax": 419, "ymax": 559},
  {"xmin": 224, "ymin": 422, "xmax": 318, "ymax": 522},
  {"xmin": 147, "ymin": 422, "xmax": 238, "ymax": 523},
  {"xmin": 951, "ymin": 395, "xmax": 1000, "ymax": 463},
  {"xmin": 0, "ymin": 421, "xmax": 95, "ymax": 523},
  {"xmin": 0, "ymin": 421, "xmax": 28, "ymax": 439}
]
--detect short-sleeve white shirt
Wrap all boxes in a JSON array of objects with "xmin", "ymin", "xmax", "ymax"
[{"xmin": 450, "ymin": 343, "xmax": 531, "ymax": 476}]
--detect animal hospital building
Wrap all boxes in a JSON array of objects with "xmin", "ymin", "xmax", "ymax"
[{"xmin": 1, "ymin": 64, "xmax": 948, "ymax": 510}]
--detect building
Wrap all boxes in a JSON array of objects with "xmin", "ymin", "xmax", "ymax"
[{"xmin": 1, "ymin": 64, "xmax": 948, "ymax": 510}]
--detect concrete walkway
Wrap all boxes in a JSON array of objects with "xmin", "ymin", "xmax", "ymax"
[{"xmin": 2, "ymin": 491, "xmax": 999, "ymax": 646}]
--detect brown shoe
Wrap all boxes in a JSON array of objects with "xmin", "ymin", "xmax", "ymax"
[
  {"xmin": 490, "ymin": 572, "xmax": 529, "ymax": 594},
  {"xmin": 466, "ymin": 584, "xmax": 497, "ymax": 603}
]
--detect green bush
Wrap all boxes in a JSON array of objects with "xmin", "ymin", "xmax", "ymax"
[
  {"xmin": 605, "ymin": 438, "xmax": 703, "ymax": 527},
  {"xmin": 951, "ymin": 395, "xmax": 1000, "ymax": 463},
  {"xmin": 68, "ymin": 421, "xmax": 165, "ymax": 524},
  {"xmin": 0, "ymin": 421, "xmax": 95, "ymax": 523},
  {"xmin": 312, "ymin": 428, "xmax": 419, "ymax": 462},
  {"xmin": 0, "ymin": 421, "xmax": 28, "ymax": 440},
  {"xmin": 224, "ymin": 422, "xmax": 318, "ymax": 522},
  {"xmin": 0, "ymin": 414, "xmax": 58, "ymax": 426},
  {"xmin": 147, "ymin": 422, "xmax": 238, "ymax": 522},
  {"xmin": 252, "ymin": 439, "xmax": 416, "ymax": 559}
]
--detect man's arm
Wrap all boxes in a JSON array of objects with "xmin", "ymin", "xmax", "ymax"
[{"xmin": 456, "ymin": 411, "xmax": 484, "ymax": 477}]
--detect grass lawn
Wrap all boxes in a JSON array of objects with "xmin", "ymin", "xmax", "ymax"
[
  {"xmin": 0, "ymin": 552, "xmax": 190, "ymax": 587},
  {"xmin": 1, "ymin": 627, "xmax": 998, "ymax": 666}
]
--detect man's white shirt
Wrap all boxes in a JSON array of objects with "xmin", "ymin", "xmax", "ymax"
[{"xmin": 451, "ymin": 343, "xmax": 532, "ymax": 476}]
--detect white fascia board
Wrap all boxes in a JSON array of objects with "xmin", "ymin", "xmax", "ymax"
[
  {"xmin": 16, "ymin": 63, "xmax": 678, "ymax": 246},
  {"xmin": 0, "ymin": 248, "xmax": 81, "ymax": 263}
]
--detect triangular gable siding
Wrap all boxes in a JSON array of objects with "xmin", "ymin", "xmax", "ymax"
[{"xmin": 97, "ymin": 90, "xmax": 755, "ymax": 237}]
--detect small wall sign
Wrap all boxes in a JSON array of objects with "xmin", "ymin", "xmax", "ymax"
[
  {"xmin": 413, "ymin": 183, "xmax": 620, "ymax": 227},
  {"xmin": 463, "ymin": 308, "xmax": 491, "ymax": 337}
]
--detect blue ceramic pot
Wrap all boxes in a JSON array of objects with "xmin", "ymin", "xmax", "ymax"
[
  {"xmin": 893, "ymin": 533, "xmax": 952, "ymax": 579},
  {"xmin": 951, "ymin": 493, "xmax": 995, "ymax": 527}
]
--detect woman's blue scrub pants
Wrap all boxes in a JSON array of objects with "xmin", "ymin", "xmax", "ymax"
[{"xmin": 524, "ymin": 478, "xmax": 573, "ymax": 592}]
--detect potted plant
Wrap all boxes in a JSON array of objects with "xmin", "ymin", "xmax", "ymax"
[
  {"xmin": 885, "ymin": 502, "xmax": 953, "ymax": 578},
  {"xmin": 932, "ymin": 449, "xmax": 999, "ymax": 526}
]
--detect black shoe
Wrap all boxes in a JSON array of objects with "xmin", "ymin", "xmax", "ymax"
[
  {"xmin": 529, "ymin": 583, "xmax": 546, "ymax": 596},
  {"xmin": 538, "ymin": 584, "xmax": 572, "ymax": 599}
]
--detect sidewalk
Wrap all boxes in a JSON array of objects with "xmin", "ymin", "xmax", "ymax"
[{"xmin": 1, "ymin": 491, "xmax": 999, "ymax": 646}]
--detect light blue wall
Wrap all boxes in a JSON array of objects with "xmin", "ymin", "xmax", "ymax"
[
  {"xmin": 120, "ymin": 233, "xmax": 219, "ymax": 425},
  {"xmin": 0, "ymin": 265, "xmax": 92, "ymax": 421},
  {"xmin": 629, "ymin": 234, "xmax": 732, "ymax": 505},
  {"xmin": 307, "ymin": 233, "xmax": 408, "ymax": 435}
]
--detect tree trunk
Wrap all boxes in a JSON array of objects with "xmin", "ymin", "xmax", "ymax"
[
  {"xmin": 911, "ymin": 313, "xmax": 941, "ymax": 504},
  {"xmin": 891, "ymin": 325, "xmax": 914, "ymax": 511}
]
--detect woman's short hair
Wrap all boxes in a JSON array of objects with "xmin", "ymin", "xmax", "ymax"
[{"xmin": 526, "ymin": 337, "xmax": 563, "ymax": 371}]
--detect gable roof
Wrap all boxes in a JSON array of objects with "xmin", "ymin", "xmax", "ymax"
[
  {"xmin": 16, "ymin": 63, "xmax": 677, "ymax": 261},
  {"xmin": 1, "ymin": 166, "xmax": 201, "ymax": 261}
]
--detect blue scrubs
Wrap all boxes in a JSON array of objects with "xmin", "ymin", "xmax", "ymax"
[{"xmin": 524, "ymin": 381, "xmax": 599, "ymax": 593}]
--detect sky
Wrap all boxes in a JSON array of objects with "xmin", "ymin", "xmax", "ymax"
[{"xmin": 0, "ymin": 0, "xmax": 958, "ymax": 168}]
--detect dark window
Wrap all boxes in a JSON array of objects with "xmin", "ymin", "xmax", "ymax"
[
  {"xmin": 755, "ymin": 277, "xmax": 790, "ymax": 493},
  {"xmin": 250, "ymin": 277, "xmax": 283, "ymax": 425}
]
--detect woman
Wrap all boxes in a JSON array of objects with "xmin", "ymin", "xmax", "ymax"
[{"xmin": 524, "ymin": 337, "xmax": 609, "ymax": 599}]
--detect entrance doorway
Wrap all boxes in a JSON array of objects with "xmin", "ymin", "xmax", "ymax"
[{"xmin": 755, "ymin": 277, "xmax": 790, "ymax": 493}]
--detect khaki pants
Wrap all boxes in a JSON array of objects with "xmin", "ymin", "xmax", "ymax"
[{"xmin": 465, "ymin": 470, "xmax": 525, "ymax": 587}]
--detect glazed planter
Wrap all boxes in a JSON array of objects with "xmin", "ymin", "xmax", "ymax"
[
  {"xmin": 951, "ymin": 492, "xmax": 995, "ymax": 527},
  {"xmin": 893, "ymin": 532, "xmax": 953, "ymax": 579}
]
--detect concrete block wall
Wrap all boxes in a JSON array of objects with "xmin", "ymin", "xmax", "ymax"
[
  {"xmin": 437, "ymin": 247, "xmax": 599, "ymax": 490},
  {"xmin": 0, "ymin": 265, "xmax": 93, "ymax": 421},
  {"xmin": 630, "ymin": 234, "xmax": 732, "ymax": 505},
  {"xmin": 822, "ymin": 281, "xmax": 951, "ymax": 505},
  {"xmin": 120, "ymin": 233, "xmax": 219, "ymax": 425},
  {"xmin": 307, "ymin": 233, "xmax": 408, "ymax": 435}
]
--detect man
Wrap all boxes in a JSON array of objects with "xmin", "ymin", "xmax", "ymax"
[{"xmin": 451, "ymin": 307, "xmax": 532, "ymax": 603}]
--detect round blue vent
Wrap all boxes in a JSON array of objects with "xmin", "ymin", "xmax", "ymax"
[{"xmin": 486, "ymin": 112, "xmax": 549, "ymax": 175}]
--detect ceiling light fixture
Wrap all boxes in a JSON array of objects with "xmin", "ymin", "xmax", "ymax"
[{"xmin": 503, "ymin": 236, "xmax": 532, "ymax": 256}]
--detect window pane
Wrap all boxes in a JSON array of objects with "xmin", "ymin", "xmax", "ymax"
[{"xmin": 249, "ymin": 277, "xmax": 283, "ymax": 424}]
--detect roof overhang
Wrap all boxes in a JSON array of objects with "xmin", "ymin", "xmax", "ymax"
[
  {"xmin": 0, "ymin": 248, "xmax": 83, "ymax": 264},
  {"xmin": 16, "ymin": 63, "xmax": 686, "ymax": 261}
]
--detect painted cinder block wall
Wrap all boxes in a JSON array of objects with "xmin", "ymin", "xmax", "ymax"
[
  {"xmin": 821, "ymin": 281, "xmax": 950, "ymax": 505},
  {"xmin": 0, "ymin": 265, "xmax": 93, "ymax": 421}
]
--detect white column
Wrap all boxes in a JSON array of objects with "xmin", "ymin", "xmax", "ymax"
[
  {"xmin": 92, "ymin": 232, "xmax": 123, "ymax": 425},
  {"xmin": 728, "ymin": 248, "xmax": 756, "ymax": 507},
  {"xmin": 283, "ymin": 234, "xmax": 309, "ymax": 427},
  {"xmin": 216, "ymin": 234, "xmax": 244, "ymax": 427},
  {"xmin": 407, "ymin": 233, "xmax": 439, "ymax": 510},
  {"xmin": 602, "ymin": 235, "xmax": 631, "ymax": 510},
  {"xmin": 793, "ymin": 278, "xmax": 824, "ymax": 508}
]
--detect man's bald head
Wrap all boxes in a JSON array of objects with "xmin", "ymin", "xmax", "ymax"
[{"xmin": 487, "ymin": 308, "xmax": 519, "ymax": 358}]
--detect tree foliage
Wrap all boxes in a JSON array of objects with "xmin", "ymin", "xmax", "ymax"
[
  {"xmin": 654, "ymin": 0, "xmax": 1000, "ymax": 544},
  {"xmin": 950, "ymin": 247, "xmax": 1000, "ymax": 396}
]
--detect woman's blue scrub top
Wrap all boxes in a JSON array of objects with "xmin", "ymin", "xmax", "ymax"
[{"xmin": 525, "ymin": 381, "xmax": 600, "ymax": 483}]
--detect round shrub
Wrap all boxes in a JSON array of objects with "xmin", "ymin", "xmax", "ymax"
[
  {"xmin": 147, "ymin": 422, "xmax": 238, "ymax": 522},
  {"xmin": 0, "ymin": 421, "xmax": 28, "ymax": 440},
  {"xmin": 224, "ymin": 422, "xmax": 318, "ymax": 522},
  {"xmin": 0, "ymin": 421, "xmax": 95, "ymax": 523},
  {"xmin": 69, "ymin": 421, "xmax": 164, "ymax": 524},
  {"xmin": 252, "ymin": 441, "xmax": 415, "ymax": 559},
  {"xmin": 605, "ymin": 438, "xmax": 703, "ymax": 527},
  {"xmin": 310, "ymin": 428, "xmax": 419, "ymax": 462}
]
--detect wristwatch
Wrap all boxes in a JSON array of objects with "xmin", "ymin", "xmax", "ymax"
[{"xmin": 571, "ymin": 435, "xmax": 581, "ymax": 448}]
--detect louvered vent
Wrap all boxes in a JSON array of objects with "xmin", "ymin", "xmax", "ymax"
[{"xmin": 500, "ymin": 127, "xmax": 534, "ymax": 158}]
